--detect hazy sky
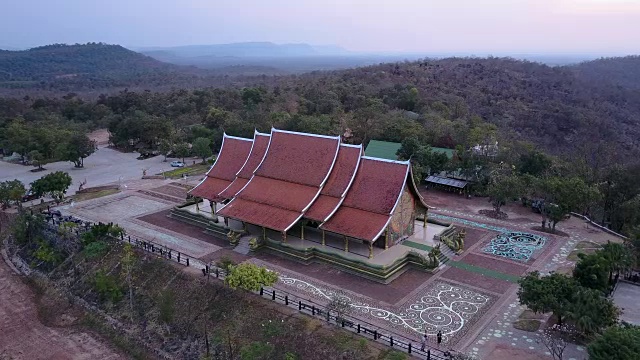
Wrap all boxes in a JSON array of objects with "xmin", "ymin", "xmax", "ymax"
[{"xmin": 2, "ymin": 0, "xmax": 639, "ymax": 54}]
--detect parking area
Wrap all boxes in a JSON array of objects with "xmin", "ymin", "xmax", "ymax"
[{"xmin": 0, "ymin": 146, "xmax": 201, "ymax": 196}]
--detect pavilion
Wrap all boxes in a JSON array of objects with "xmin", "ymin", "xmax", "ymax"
[{"xmin": 189, "ymin": 129, "xmax": 429, "ymax": 259}]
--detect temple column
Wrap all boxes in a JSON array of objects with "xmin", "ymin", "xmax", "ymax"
[
  {"xmin": 301, "ymin": 225, "xmax": 305, "ymax": 240},
  {"xmin": 385, "ymin": 227, "xmax": 390, "ymax": 250},
  {"xmin": 242, "ymin": 221, "xmax": 247, "ymax": 232},
  {"xmin": 283, "ymin": 231, "xmax": 287, "ymax": 243},
  {"xmin": 195, "ymin": 201, "xmax": 200, "ymax": 212},
  {"xmin": 423, "ymin": 208, "xmax": 428, "ymax": 228},
  {"xmin": 211, "ymin": 202, "xmax": 216, "ymax": 216},
  {"xmin": 224, "ymin": 217, "xmax": 228, "ymax": 227},
  {"xmin": 344, "ymin": 235, "xmax": 348, "ymax": 252},
  {"xmin": 321, "ymin": 230, "xmax": 326, "ymax": 246},
  {"xmin": 262, "ymin": 227, "xmax": 266, "ymax": 241},
  {"xmin": 368, "ymin": 242, "xmax": 373, "ymax": 259}
]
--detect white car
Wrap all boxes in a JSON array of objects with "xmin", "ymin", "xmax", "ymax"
[{"xmin": 170, "ymin": 161, "xmax": 185, "ymax": 167}]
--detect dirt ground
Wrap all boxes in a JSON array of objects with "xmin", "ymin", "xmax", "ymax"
[
  {"xmin": 87, "ymin": 128, "xmax": 110, "ymax": 146},
  {"xmin": 0, "ymin": 258, "xmax": 124, "ymax": 360}
]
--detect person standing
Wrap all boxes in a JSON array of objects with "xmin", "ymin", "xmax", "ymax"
[
  {"xmin": 420, "ymin": 330, "xmax": 428, "ymax": 351},
  {"xmin": 437, "ymin": 330, "xmax": 442, "ymax": 345}
]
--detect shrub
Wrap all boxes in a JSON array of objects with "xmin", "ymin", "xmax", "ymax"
[{"xmin": 93, "ymin": 270, "xmax": 123, "ymax": 302}]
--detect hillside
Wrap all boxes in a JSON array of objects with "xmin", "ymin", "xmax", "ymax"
[
  {"xmin": 568, "ymin": 55, "xmax": 640, "ymax": 90},
  {"xmin": 0, "ymin": 43, "xmax": 223, "ymax": 91}
]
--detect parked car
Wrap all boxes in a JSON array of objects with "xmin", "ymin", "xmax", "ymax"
[
  {"xmin": 170, "ymin": 160, "xmax": 185, "ymax": 167},
  {"xmin": 21, "ymin": 189, "xmax": 40, "ymax": 202}
]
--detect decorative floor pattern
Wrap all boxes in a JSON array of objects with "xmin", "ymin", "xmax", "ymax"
[
  {"xmin": 279, "ymin": 273, "xmax": 493, "ymax": 344},
  {"xmin": 482, "ymin": 232, "xmax": 546, "ymax": 262}
]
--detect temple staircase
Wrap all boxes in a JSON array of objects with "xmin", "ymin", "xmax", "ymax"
[{"xmin": 233, "ymin": 236, "xmax": 252, "ymax": 255}]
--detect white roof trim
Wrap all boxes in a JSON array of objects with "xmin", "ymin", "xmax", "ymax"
[
  {"xmin": 225, "ymin": 134, "xmax": 253, "ymax": 142},
  {"xmin": 370, "ymin": 217, "xmax": 392, "ymax": 244},
  {"xmin": 272, "ymin": 128, "xmax": 341, "ymax": 140},
  {"xmin": 341, "ymin": 143, "xmax": 362, "ymax": 148},
  {"xmin": 284, "ymin": 213, "xmax": 305, "ymax": 232},
  {"xmin": 318, "ymin": 147, "xmax": 364, "ymax": 222},
  {"xmin": 361, "ymin": 156, "xmax": 410, "ymax": 165}
]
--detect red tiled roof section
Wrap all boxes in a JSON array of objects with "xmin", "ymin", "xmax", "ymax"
[
  {"xmin": 236, "ymin": 176, "xmax": 318, "ymax": 212},
  {"xmin": 218, "ymin": 198, "xmax": 300, "ymax": 232},
  {"xmin": 321, "ymin": 145, "xmax": 361, "ymax": 197},
  {"xmin": 304, "ymin": 195, "xmax": 341, "ymax": 222},
  {"xmin": 255, "ymin": 130, "xmax": 340, "ymax": 187},
  {"xmin": 205, "ymin": 136, "xmax": 253, "ymax": 181},
  {"xmin": 236, "ymin": 133, "xmax": 270, "ymax": 179},
  {"xmin": 342, "ymin": 158, "xmax": 409, "ymax": 215},
  {"xmin": 322, "ymin": 207, "xmax": 390, "ymax": 241},
  {"xmin": 217, "ymin": 177, "xmax": 248, "ymax": 200},
  {"xmin": 189, "ymin": 177, "xmax": 231, "ymax": 200}
]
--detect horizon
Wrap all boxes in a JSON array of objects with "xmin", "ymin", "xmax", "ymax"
[{"xmin": 2, "ymin": 0, "xmax": 640, "ymax": 55}]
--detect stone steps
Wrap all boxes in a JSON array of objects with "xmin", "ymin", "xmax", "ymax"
[
  {"xmin": 168, "ymin": 208, "xmax": 210, "ymax": 229},
  {"xmin": 233, "ymin": 236, "xmax": 252, "ymax": 255}
]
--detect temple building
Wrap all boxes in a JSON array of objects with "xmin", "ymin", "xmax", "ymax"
[{"xmin": 188, "ymin": 129, "xmax": 429, "ymax": 260}]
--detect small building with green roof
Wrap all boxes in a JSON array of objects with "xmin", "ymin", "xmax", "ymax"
[{"xmin": 364, "ymin": 140, "xmax": 402, "ymax": 160}]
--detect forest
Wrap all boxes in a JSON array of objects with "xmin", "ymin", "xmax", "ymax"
[{"xmin": 1, "ymin": 47, "xmax": 640, "ymax": 236}]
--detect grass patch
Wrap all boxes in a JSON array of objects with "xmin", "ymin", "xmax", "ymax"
[
  {"xmin": 575, "ymin": 241, "xmax": 602, "ymax": 250},
  {"xmin": 519, "ymin": 310, "xmax": 539, "ymax": 320},
  {"xmin": 160, "ymin": 163, "xmax": 210, "ymax": 178},
  {"xmin": 448, "ymin": 260, "xmax": 521, "ymax": 283},
  {"xmin": 73, "ymin": 189, "xmax": 120, "ymax": 202},
  {"xmin": 513, "ymin": 319, "xmax": 541, "ymax": 332}
]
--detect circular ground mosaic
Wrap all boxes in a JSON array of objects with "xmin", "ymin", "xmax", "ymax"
[{"xmin": 482, "ymin": 232, "xmax": 546, "ymax": 262}]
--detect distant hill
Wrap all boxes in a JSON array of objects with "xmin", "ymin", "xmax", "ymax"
[
  {"xmin": 0, "ymin": 43, "xmax": 179, "ymax": 81},
  {"xmin": 567, "ymin": 55, "xmax": 640, "ymax": 90},
  {"xmin": 138, "ymin": 42, "xmax": 349, "ymax": 58}
]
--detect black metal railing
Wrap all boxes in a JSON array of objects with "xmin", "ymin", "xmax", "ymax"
[{"xmin": 44, "ymin": 211, "xmax": 453, "ymax": 359}]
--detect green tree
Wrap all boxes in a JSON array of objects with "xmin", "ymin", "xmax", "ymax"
[
  {"xmin": 240, "ymin": 341, "xmax": 274, "ymax": 360},
  {"xmin": 568, "ymin": 287, "xmax": 619, "ymax": 336},
  {"xmin": 224, "ymin": 263, "xmax": 278, "ymax": 292},
  {"xmin": 2, "ymin": 118, "xmax": 32, "ymax": 162},
  {"xmin": 28, "ymin": 150, "xmax": 46, "ymax": 170},
  {"xmin": 517, "ymin": 271, "xmax": 578, "ymax": 325},
  {"xmin": 60, "ymin": 133, "xmax": 96, "ymax": 168},
  {"xmin": 542, "ymin": 177, "xmax": 601, "ymax": 231},
  {"xmin": 192, "ymin": 137, "xmax": 212, "ymax": 164},
  {"xmin": 174, "ymin": 142, "xmax": 190, "ymax": 163},
  {"xmin": 600, "ymin": 242, "xmax": 633, "ymax": 283},
  {"xmin": 487, "ymin": 174, "xmax": 523, "ymax": 214},
  {"xmin": 588, "ymin": 325, "xmax": 640, "ymax": 360},
  {"xmin": 517, "ymin": 150, "xmax": 552, "ymax": 176},
  {"xmin": 0, "ymin": 179, "xmax": 26, "ymax": 208},
  {"xmin": 31, "ymin": 171, "xmax": 72, "ymax": 203},
  {"xmin": 573, "ymin": 253, "xmax": 609, "ymax": 292},
  {"xmin": 121, "ymin": 242, "xmax": 136, "ymax": 317},
  {"xmin": 158, "ymin": 139, "xmax": 172, "ymax": 162}
]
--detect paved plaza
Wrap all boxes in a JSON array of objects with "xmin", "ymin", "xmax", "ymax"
[{"xmin": 48, "ymin": 179, "xmax": 629, "ymax": 359}]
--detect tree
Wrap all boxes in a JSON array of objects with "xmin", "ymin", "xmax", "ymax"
[
  {"xmin": 539, "ymin": 324, "xmax": 571, "ymax": 360},
  {"xmin": 326, "ymin": 290, "xmax": 352, "ymax": 323},
  {"xmin": 542, "ymin": 177, "xmax": 601, "ymax": 231},
  {"xmin": 224, "ymin": 263, "xmax": 278, "ymax": 292},
  {"xmin": 517, "ymin": 150, "xmax": 552, "ymax": 176},
  {"xmin": 517, "ymin": 271, "xmax": 578, "ymax": 325},
  {"xmin": 567, "ymin": 287, "xmax": 619, "ymax": 336},
  {"xmin": 28, "ymin": 150, "xmax": 46, "ymax": 170},
  {"xmin": 31, "ymin": 171, "xmax": 72, "ymax": 203},
  {"xmin": 192, "ymin": 137, "xmax": 212, "ymax": 164},
  {"xmin": 573, "ymin": 253, "xmax": 610, "ymax": 292},
  {"xmin": 158, "ymin": 139, "xmax": 172, "ymax": 162},
  {"xmin": 600, "ymin": 242, "xmax": 633, "ymax": 283},
  {"xmin": 2, "ymin": 118, "xmax": 32, "ymax": 163},
  {"xmin": 60, "ymin": 133, "xmax": 96, "ymax": 168},
  {"xmin": 588, "ymin": 325, "xmax": 640, "ymax": 360},
  {"xmin": 487, "ymin": 174, "xmax": 523, "ymax": 214},
  {"xmin": 0, "ymin": 180, "xmax": 26, "ymax": 209},
  {"xmin": 174, "ymin": 142, "xmax": 190, "ymax": 163},
  {"xmin": 121, "ymin": 242, "xmax": 136, "ymax": 318}
]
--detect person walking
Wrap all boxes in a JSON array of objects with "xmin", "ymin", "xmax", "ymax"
[
  {"xmin": 420, "ymin": 330, "xmax": 428, "ymax": 351},
  {"xmin": 437, "ymin": 330, "xmax": 442, "ymax": 345}
]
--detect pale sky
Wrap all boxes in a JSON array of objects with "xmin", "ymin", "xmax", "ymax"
[{"xmin": 2, "ymin": 0, "xmax": 639, "ymax": 54}]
